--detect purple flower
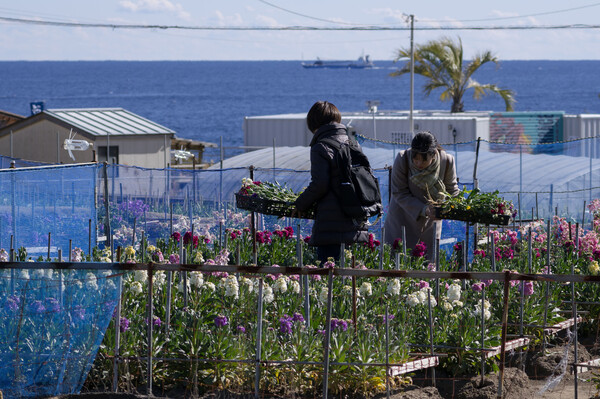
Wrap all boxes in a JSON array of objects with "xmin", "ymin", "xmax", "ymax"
[
  {"xmin": 292, "ymin": 312, "xmax": 305, "ymax": 323},
  {"xmin": 417, "ymin": 280, "xmax": 429, "ymax": 289},
  {"xmin": 153, "ymin": 317, "xmax": 162, "ymax": 327},
  {"xmin": 214, "ymin": 315, "xmax": 228, "ymax": 328},
  {"xmin": 381, "ymin": 313, "xmax": 395, "ymax": 323},
  {"xmin": 317, "ymin": 329, "xmax": 326, "ymax": 335},
  {"xmin": 73, "ymin": 306, "xmax": 86, "ymax": 320},
  {"xmin": 4, "ymin": 295, "xmax": 20, "ymax": 312},
  {"xmin": 331, "ymin": 318, "xmax": 348, "ymax": 332},
  {"xmin": 120, "ymin": 317, "xmax": 130, "ymax": 332},
  {"xmin": 45, "ymin": 298, "xmax": 61, "ymax": 313},
  {"xmin": 279, "ymin": 315, "xmax": 293, "ymax": 334},
  {"xmin": 169, "ymin": 254, "xmax": 180, "ymax": 264},
  {"xmin": 237, "ymin": 325, "xmax": 246, "ymax": 333},
  {"xmin": 29, "ymin": 300, "xmax": 45, "ymax": 314}
]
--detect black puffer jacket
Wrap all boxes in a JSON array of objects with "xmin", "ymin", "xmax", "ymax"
[{"xmin": 294, "ymin": 122, "xmax": 369, "ymax": 246}]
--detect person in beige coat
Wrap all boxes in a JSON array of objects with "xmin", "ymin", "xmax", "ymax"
[{"xmin": 383, "ymin": 131, "xmax": 459, "ymax": 259}]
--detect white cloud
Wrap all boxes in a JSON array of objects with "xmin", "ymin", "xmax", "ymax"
[
  {"xmin": 370, "ymin": 8, "xmax": 409, "ymax": 24},
  {"xmin": 213, "ymin": 10, "xmax": 244, "ymax": 26},
  {"xmin": 255, "ymin": 15, "xmax": 279, "ymax": 27},
  {"xmin": 119, "ymin": 0, "xmax": 190, "ymax": 20}
]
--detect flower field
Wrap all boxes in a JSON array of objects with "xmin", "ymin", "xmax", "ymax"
[{"xmin": 3, "ymin": 197, "xmax": 600, "ymax": 398}]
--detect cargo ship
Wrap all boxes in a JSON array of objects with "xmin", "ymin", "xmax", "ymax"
[{"xmin": 301, "ymin": 55, "xmax": 374, "ymax": 69}]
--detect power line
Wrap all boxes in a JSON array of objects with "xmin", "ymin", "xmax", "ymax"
[
  {"xmin": 0, "ymin": 15, "xmax": 599, "ymax": 31},
  {"xmin": 424, "ymin": 1, "xmax": 600, "ymax": 22},
  {"xmin": 256, "ymin": 0, "xmax": 369, "ymax": 26},
  {"xmin": 257, "ymin": 0, "xmax": 600, "ymax": 25}
]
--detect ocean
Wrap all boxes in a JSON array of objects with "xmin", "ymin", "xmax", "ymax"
[{"xmin": 0, "ymin": 60, "xmax": 599, "ymax": 163}]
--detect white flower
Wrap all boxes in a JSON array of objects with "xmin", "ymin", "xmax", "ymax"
[
  {"xmin": 106, "ymin": 279, "xmax": 117, "ymax": 290},
  {"xmin": 442, "ymin": 300, "xmax": 453, "ymax": 311},
  {"xmin": 407, "ymin": 287, "xmax": 436, "ymax": 307},
  {"xmin": 359, "ymin": 282, "xmax": 372, "ymax": 297},
  {"xmin": 32, "ymin": 269, "xmax": 46, "ymax": 279},
  {"xmin": 454, "ymin": 300, "xmax": 464, "ymax": 308},
  {"xmin": 147, "ymin": 271, "xmax": 162, "ymax": 286},
  {"xmin": 194, "ymin": 251, "xmax": 204, "ymax": 264},
  {"xmin": 406, "ymin": 293, "xmax": 420, "ymax": 307},
  {"xmin": 190, "ymin": 271, "xmax": 204, "ymax": 288},
  {"xmin": 242, "ymin": 177, "xmax": 253, "ymax": 187},
  {"xmin": 134, "ymin": 270, "xmax": 148, "ymax": 283},
  {"xmin": 203, "ymin": 281, "xmax": 216, "ymax": 292},
  {"xmin": 240, "ymin": 277, "xmax": 254, "ymax": 293},
  {"xmin": 387, "ymin": 279, "xmax": 401, "ymax": 296},
  {"xmin": 0, "ymin": 249, "xmax": 8, "ymax": 262},
  {"xmin": 472, "ymin": 300, "xmax": 492, "ymax": 320},
  {"xmin": 85, "ymin": 272, "xmax": 98, "ymax": 290},
  {"xmin": 319, "ymin": 287, "xmax": 329, "ymax": 304},
  {"xmin": 130, "ymin": 281, "xmax": 143, "ymax": 294},
  {"xmin": 224, "ymin": 275, "xmax": 239, "ymax": 299},
  {"xmin": 177, "ymin": 277, "xmax": 190, "ymax": 293},
  {"xmin": 447, "ymin": 283, "xmax": 462, "ymax": 303},
  {"xmin": 290, "ymin": 280, "xmax": 300, "ymax": 294},
  {"xmin": 273, "ymin": 276, "xmax": 288, "ymax": 294},
  {"xmin": 263, "ymin": 285, "xmax": 274, "ymax": 304}
]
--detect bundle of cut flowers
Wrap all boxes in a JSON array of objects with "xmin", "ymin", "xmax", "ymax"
[
  {"xmin": 237, "ymin": 178, "xmax": 300, "ymax": 202},
  {"xmin": 434, "ymin": 187, "xmax": 517, "ymax": 225}
]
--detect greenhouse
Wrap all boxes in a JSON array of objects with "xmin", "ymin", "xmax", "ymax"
[{"xmin": 0, "ymin": 137, "xmax": 600, "ymax": 398}]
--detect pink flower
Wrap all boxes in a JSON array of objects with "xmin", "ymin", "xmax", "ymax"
[
  {"xmin": 412, "ymin": 241, "xmax": 427, "ymax": 258},
  {"xmin": 522, "ymin": 281, "xmax": 534, "ymax": 296},
  {"xmin": 417, "ymin": 280, "xmax": 429, "ymax": 289},
  {"xmin": 473, "ymin": 249, "xmax": 486, "ymax": 258},
  {"xmin": 471, "ymin": 282, "xmax": 484, "ymax": 292}
]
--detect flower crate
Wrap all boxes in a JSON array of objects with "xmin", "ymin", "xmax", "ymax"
[
  {"xmin": 434, "ymin": 207, "xmax": 512, "ymax": 225},
  {"xmin": 235, "ymin": 193, "xmax": 315, "ymax": 219}
]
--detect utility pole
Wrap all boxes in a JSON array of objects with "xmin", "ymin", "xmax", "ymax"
[{"xmin": 409, "ymin": 14, "xmax": 415, "ymax": 135}]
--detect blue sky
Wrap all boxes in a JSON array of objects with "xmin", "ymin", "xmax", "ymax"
[{"xmin": 0, "ymin": 0, "xmax": 599, "ymax": 60}]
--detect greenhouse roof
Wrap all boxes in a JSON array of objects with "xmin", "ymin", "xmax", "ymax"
[{"xmin": 212, "ymin": 145, "xmax": 600, "ymax": 198}]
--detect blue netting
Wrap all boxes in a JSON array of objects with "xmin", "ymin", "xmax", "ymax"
[
  {"xmin": 0, "ymin": 268, "xmax": 120, "ymax": 398},
  {"xmin": 0, "ymin": 164, "xmax": 99, "ymax": 258},
  {"xmin": 0, "ymin": 155, "xmax": 48, "ymax": 169}
]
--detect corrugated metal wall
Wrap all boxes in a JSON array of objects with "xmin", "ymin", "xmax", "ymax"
[{"xmin": 244, "ymin": 114, "xmax": 488, "ymax": 147}]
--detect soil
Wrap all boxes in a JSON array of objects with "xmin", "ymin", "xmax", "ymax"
[{"xmin": 45, "ymin": 344, "xmax": 600, "ymax": 399}]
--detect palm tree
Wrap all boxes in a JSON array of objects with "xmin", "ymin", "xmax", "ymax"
[{"xmin": 392, "ymin": 36, "xmax": 515, "ymax": 113}]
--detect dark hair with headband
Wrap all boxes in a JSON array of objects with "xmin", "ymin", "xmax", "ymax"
[
  {"xmin": 411, "ymin": 131, "xmax": 442, "ymax": 159},
  {"xmin": 306, "ymin": 101, "xmax": 342, "ymax": 133}
]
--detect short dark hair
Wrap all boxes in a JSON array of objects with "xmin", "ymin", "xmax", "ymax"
[
  {"xmin": 306, "ymin": 101, "xmax": 342, "ymax": 133},
  {"xmin": 411, "ymin": 131, "xmax": 442, "ymax": 159}
]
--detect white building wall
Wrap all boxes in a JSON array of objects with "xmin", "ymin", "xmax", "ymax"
[
  {"xmin": 244, "ymin": 113, "xmax": 489, "ymax": 147},
  {"xmin": 96, "ymin": 135, "xmax": 170, "ymax": 168}
]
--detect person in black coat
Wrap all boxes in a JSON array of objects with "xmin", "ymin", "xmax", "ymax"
[{"xmin": 294, "ymin": 101, "xmax": 369, "ymax": 264}]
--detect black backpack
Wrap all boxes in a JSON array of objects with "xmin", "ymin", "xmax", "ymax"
[{"xmin": 319, "ymin": 137, "xmax": 383, "ymax": 224}]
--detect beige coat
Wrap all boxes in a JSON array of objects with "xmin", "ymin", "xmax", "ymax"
[{"xmin": 383, "ymin": 149, "xmax": 459, "ymax": 258}]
